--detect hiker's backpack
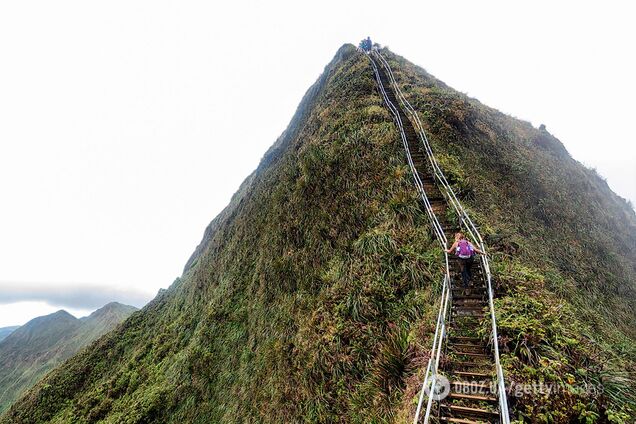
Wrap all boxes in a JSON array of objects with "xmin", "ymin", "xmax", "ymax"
[{"xmin": 456, "ymin": 240, "xmax": 474, "ymax": 258}]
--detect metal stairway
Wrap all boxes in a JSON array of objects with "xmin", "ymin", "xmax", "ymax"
[{"xmin": 365, "ymin": 48, "xmax": 511, "ymax": 424}]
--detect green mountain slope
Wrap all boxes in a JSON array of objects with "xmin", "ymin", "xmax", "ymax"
[
  {"xmin": 77, "ymin": 302, "xmax": 139, "ymax": 347},
  {"xmin": 0, "ymin": 327, "xmax": 20, "ymax": 343},
  {"xmin": 2, "ymin": 44, "xmax": 634, "ymax": 423},
  {"xmin": 0, "ymin": 303, "xmax": 137, "ymax": 414}
]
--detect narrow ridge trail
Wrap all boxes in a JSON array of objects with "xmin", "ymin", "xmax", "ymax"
[{"xmin": 367, "ymin": 49, "xmax": 508, "ymax": 424}]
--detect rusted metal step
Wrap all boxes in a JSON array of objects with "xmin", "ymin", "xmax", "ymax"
[
  {"xmin": 453, "ymin": 371, "xmax": 492, "ymax": 380},
  {"xmin": 449, "ymin": 336, "xmax": 482, "ymax": 343},
  {"xmin": 448, "ymin": 392, "xmax": 497, "ymax": 402},
  {"xmin": 452, "ymin": 315, "xmax": 484, "ymax": 322},
  {"xmin": 453, "ymin": 305, "xmax": 486, "ymax": 311},
  {"xmin": 453, "ymin": 297, "xmax": 486, "ymax": 303},
  {"xmin": 453, "ymin": 307, "xmax": 486, "ymax": 313},
  {"xmin": 450, "ymin": 343, "xmax": 485, "ymax": 350},
  {"xmin": 451, "ymin": 380, "xmax": 492, "ymax": 390},
  {"xmin": 440, "ymin": 417, "xmax": 488, "ymax": 424},
  {"xmin": 450, "ymin": 351, "xmax": 489, "ymax": 359},
  {"xmin": 452, "ymin": 294, "xmax": 485, "ymax": 301},
  {"xmin": 451, "ymin": 310, "xmax": 484, "ymax": 316},
  {"xmin": 441, "ymin": 404, "xmax": 499, "ymax": 419},
  {"xmin": 452, "ymin": 302, "xmax": 487, "ymax": 309},
  {"xmin": 450, "ymin": 360, "xmax": 492, "ymax": 367},
  {"xmin": 452, "ymin": 287, "xmax": 485, "ymax": 294}
]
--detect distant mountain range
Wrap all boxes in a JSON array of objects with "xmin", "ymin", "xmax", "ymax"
[
  {"xmin": 0, "ymin": 327, "xmax": 19, "ymax": 343},
  {"xmin": 0, "ymin": 302, "xmax": 137, "ymax": 413}
]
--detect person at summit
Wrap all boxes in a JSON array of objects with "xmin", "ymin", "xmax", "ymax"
[{"xmin": 360, "ymin": 37, "xmax": 372, "ymax": 52}]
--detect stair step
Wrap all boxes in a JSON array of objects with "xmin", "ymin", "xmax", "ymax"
[
  {"xmin": 453, "ymin": 307, "xmax": 486, "ymax": 313},
  {"xmin": 453, "ymin": 296, "xmax": 485, "ymax": 303},
  {"xmin": 450, "ymin": 333, "xmax": 485, "ymax": 340},
  {"xmin": 453, "ymin": 304, "xmax": 487, "ymax": 310},
  {"xmin": 441, "ymin": 404, "xmax": 499, "ymax": 418},
  {"xmin": 453, "ymin": 303, "xmax": 486, "ymax": 308},
  {"xmin": 453, "ymin": 312, "xmax": 484, "ymax": 317},
  {"xmin": 452, "ymin": 315, "xmax": 484, "ymax": 321},
  {"xmin": 449, "ymin": 338, "xmax": 482, "ymax": 344},
  {"xmin": 451, "ymin": 351, "xmax": 489, "ymax": 358},
  {"xmin": 450, "ymin": 336, "xmax": 481, "ymax": 342},
  {"xmin": 451, "ymin": 343, "xmax": 484, "ymax": 349},
  {"xmin": 451, "ymin": 361, "xmax": 492, "ymax": 368},
  {"xmin": 453, "ymin": 309, "xmax": 486, "ymax": 315},
  {"xmin": 451, "ymin": 380, "xmax": 492, "ymax": 390},
  {"xmin": 452, "ymin": 288, "xmax": 485, "ymax": 293},
  {"xmin": 453, "ymin": 297, "xmax": 486, "ymax": 303},
  {"xmin": 449, "ymin": 266, "xmax": 483, "ymax": 271},
  {"xmin": 448, "ymin": 392, "xmax": 497, "ymax": 402},
  {"xmin": 453, "ymin": 371, "xmax": 492, "ymax": 379},
  {"xmin": 449, "ymin": 350, "xmax": 487, "ymax": 357},
  {"xmin": 453, "ymin": 305, "xmax": 487, "ymax": 310},
  {"xmin": 439, "ymin": 417, "xmax": 486, "ymax": 424},
  {"xmin": 452, "ymin": 290, "xmax": 484, "ymax": 295},
  {"xmin": 452, "ymin": 306, "xmax": 485, "ymax": 312},
  {"xmin": 452, "ymin": 295, "xmax": 484, "ymax": 301}
]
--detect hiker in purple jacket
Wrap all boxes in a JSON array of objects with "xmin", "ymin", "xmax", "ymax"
[{"xmin": 446, "ymin": 232, "xmax": 484, "ymax": 288}]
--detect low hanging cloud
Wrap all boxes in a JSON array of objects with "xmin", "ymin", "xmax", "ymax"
[{"xmin": 0, "ymin": 281, "xmax": 154, "ymax": 310}]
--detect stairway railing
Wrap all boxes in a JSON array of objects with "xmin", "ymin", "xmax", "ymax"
[
  {"xmin": 371, "ymin": 49, "xmax": 511, "ymax": 424},
  {"xmin": 366, "ymin": 52, "xmax": 453, "ymax": 424}
]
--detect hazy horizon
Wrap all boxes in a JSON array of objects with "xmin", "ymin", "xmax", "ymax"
[{"xmin": 1, "ymin": 0, "xmax": 634, "ymax": 327}]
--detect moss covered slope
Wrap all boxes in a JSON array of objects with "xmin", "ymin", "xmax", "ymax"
[
  {"xmin": 377, "ymin": 48, "xmax": 636, "ymax": 422},
  {"xmin": 3, "ymin": 45, "xmax": 635, "ymax": 423},
  {"xmin": 0, "ymin": 304, "xmax": 137, "ymax": 415},
  {"xmin": 3, "ymin": 44, "xmax": 439, "ymax": 423}
]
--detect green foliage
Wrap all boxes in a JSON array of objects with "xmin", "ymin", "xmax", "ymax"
[
  {"xmin": 378, "ymin": 47, "xmax": 636, "ymax": 421},
  {"xmin": 0, "ymin": 304, "xmax": 137, "ymax": 415}
]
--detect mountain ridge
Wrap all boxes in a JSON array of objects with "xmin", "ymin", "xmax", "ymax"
[
  {"xmin": 0, "ymin": 302, "xmax": 138, "ymax": 414},
  {"xmin": 0, "ymin": 327, "xmax": 19, "ymax": 343}
]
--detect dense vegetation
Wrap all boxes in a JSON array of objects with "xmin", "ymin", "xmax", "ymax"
[
  {"xmin": 2, "ymin": 44, "xmax": 634, "ymax": 423},
  {"xmin": 379, "ymin": 48, "xmax": 636, "ymax": 421},
  {"xmin": 0, "ymin": 303, "xmax": 137, "ymax": 414}
]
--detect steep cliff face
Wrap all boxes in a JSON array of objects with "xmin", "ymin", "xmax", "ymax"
[{"xmin": 3, "ymin": 45, "xmax": 634, "ymax": 423}]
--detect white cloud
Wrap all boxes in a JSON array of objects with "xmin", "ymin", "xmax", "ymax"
[
  {"xmin": 0, "ymin": 282, "xmax": 152, "ymax": 310},
  {"xmin": 0, "ymin": 301, "xmax": 93, "ymax": 327}
]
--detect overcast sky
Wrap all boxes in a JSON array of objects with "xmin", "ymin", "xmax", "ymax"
[{"xmin": 1, "ymin": 1, "xmax": 634, "ymax": 327}]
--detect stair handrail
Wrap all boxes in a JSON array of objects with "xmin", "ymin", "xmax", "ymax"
[
  {"xmin": 366, "ymin": 52, "xmax": 452, "ymax": 424},
  {"xmin": 372, "ymin": 50, "xmax": 511, "ymax": 423}
]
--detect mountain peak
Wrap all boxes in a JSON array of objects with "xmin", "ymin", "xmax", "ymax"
[
  {"xmin": 0, "ymin": 309, "xmax": 81, "ymax": 355},
  {"xmin": 85, "ymin": 301, "xmax": 137, "ymax": 319},
  {"xmin": 18, "ymin": 309, "xmax": 78, "ymax": 331},
  {"xmin": 0, "ymin": 301, "xmax": 137, "ymax": 414}
]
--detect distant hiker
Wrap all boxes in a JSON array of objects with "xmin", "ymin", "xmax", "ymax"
[
  {"xmin": 359, "ymin": 37, "xmax": 372, "ymax": 52},
  {"xmin": 446, "ymin": 232, "xmax": 484, "ymax": 288}
]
